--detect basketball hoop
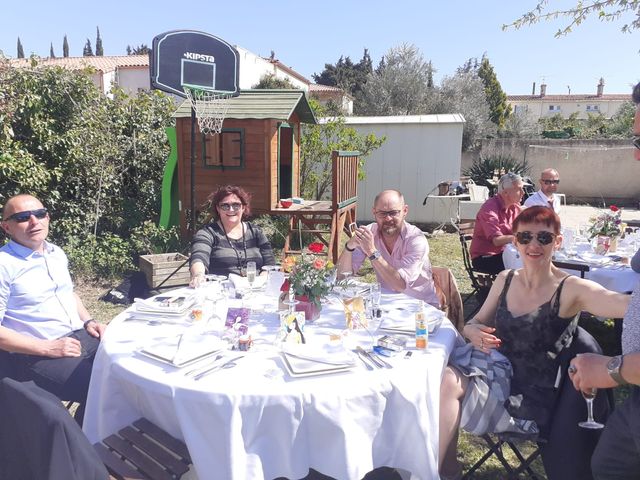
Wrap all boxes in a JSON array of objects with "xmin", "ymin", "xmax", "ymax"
[{"xmin": 183, "ymin": 88, "xmax": 233, "ymax": 135}]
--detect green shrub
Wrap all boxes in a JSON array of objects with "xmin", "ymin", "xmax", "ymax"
[
  {"xmin": 463, "ymin": 153, "xmax": 531, "ymax": 189},
  {"xmin": 65, "ymin": 234, "xmax": 135, "ymax": 279}
]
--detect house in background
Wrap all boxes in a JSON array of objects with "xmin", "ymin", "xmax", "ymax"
[
  {"xmin": 508, "ymin": 78, "xmax": 630, "ymax": 121},
  {"xmin": 9, "ymin": 55, "xmax": 149, "ymax": 97},
  {"xmin": 10, "ymin": 47, "xmax": 353, "ymax": 113}
]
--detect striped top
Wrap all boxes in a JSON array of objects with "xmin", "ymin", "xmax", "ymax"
[
  {"xmin": 190, "ymin": 222, "xmax": 275, "ymax": 277},
  {"xmin": 623, "ymin": 286, "xmax": 640, "ymax": 354}
]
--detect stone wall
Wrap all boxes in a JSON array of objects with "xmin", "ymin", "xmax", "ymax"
[{"xmin": 462, "ymin": 138, "xmax": 639, "ymax": 206}]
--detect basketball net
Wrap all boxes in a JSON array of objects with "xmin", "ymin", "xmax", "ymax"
[{"xmin": 183, "ymin": 88, "xmax": 233, "ymax": 135}]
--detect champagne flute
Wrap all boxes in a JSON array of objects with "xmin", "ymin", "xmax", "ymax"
[
  {"xmin": 246, "ymin": 261, "xmax": 257, "ymax": 296},
  {"xmin": 578, "ymin": 388, "xmax": 604, "ymax": 429}
]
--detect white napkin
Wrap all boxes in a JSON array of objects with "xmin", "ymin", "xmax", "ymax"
[
  {"xmin": 228, "ymin": 273, "xmax": 267, "ymax": 290},
  {"xmin": 265, "ymin": 271, "xmax": 285, "ymax": 297},
  {"xmin": 281, "ymin": 343, "xmax": 356, "ymax": 366},
  {"xmin": 382, "ymin": 304, "xmax": 445, "ymax": 334}
]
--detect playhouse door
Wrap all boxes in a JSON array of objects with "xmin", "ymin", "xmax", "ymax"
[{"xmin": 278, "ymin": 123, "xmax": 294, "ymax": 200}]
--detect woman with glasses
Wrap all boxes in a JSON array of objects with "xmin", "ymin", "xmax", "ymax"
[
  {"xmin": 439, "ymin": 206, "xmax": 630, "ymax": 480},
  {"xmin": 189, "ymin": 185, "xmax": 275, "ymax": 284}
]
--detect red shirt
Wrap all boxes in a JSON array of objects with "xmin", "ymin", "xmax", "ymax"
[{"xmin": 470, "ymin": 195, "xmax": 521, "ymax": 259}]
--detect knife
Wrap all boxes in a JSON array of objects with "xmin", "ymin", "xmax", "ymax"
[
  {"xmin": 370, "ymin": 351, "xmax": 392, "ymax": 369},
  {"xmin": 354, "ymin": 349, "xmax": 375, "ymax": 370},
  {"xmin": 193, "ymin": 356, "xmax": 243, "ymax": 381},
  {"xmin": 356, "ymin": 346, "xmax": 383, "ymax": 369}
]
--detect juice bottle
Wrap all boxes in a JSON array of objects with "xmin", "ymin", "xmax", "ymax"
[{"xmin": 415, "ymin": 301, "xmax": 427, "ymax": 350}]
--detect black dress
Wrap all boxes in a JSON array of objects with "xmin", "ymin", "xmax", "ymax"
[{"xmin": 495, "ymin": 270, "xmax": 611, "ymax": 480}]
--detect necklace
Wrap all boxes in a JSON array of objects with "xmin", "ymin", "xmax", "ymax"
[{"xmin": 220, "ymin": 221, "xmax": 248, "ymax": 276}]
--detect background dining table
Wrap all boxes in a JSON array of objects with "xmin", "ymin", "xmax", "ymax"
[{"xmin": 83, "ymin": 287, "xmax": 460, "ymax": 480}]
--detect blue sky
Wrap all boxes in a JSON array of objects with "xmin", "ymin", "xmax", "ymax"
[{"xmin": 1, "ymin": 0, "xmax": 637, "ymax": 96}]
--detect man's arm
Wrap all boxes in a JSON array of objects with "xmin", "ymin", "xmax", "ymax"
[
  {"xmin": 75, "ymin": 293, "xmax": 105, "ymax": 338},
  {"xmin": 477, "ymin": 205, "xmax": 515, "ymax": 248},
  {"xmin": 0, "ymin": 325, "xmax": 82, "ymax": 357},
  {"xmin": 336, "ymin": 237, "xmax": 357, "ymax": 279},
  {"xmin": 570, "ymin": 352, "xmax": 640, "ymax": 391}
]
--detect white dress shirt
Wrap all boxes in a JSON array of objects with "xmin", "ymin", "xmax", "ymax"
[{"xmin": 524, "ymin": 190, "xmax": 561, "ymax": 214}]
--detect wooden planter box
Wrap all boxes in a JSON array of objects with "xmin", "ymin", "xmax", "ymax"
[{"xmin": 139, "ymin": 253, "xmax": 190, "ymax": 288}]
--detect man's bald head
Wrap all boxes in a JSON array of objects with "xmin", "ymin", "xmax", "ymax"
[{"xmin": 2, "ymin": 194, "xmax": 42, "ymax": 220}]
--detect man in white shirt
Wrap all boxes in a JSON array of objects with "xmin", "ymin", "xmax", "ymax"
[
  {"xmin": 524, "ymin": 168, "xmax": 561, "ymax": 213},
  {"xmin": 0, "ymin": 194, "xmax": 106, "ymax": 422}
]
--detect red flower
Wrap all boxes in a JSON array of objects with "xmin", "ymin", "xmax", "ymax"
[
  {"xmin": 308, "ymin": 242, "xmax": 325, "ymax": 254},
  {"xmin": 313, "ymin": 258, "xmax": 326, "ymax": 270},
  {"xmin": 610, "ymin": 205, "xmax": 619, "ymax": 212}
]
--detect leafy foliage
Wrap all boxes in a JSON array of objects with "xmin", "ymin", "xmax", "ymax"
[
  {"xmin": 252, "ymin": 74, "xmax": 297, "ymax": 89},
  {"xmin": 504, "ymin": 0, "xmax": 640, "ymax": 36},
  {"xmin": 477, "ymin": 56, "xmax": 511, "ymax": 128},
  {"xmin": 538, "ymin": 103, "xmax": 635, "ymax": 139},
  {"xmin": 63, "ymin": 35, "xmax": 69, "ymax": 58},
  {"xmin": 49, "ymin": 43, "xmax": 55, "ymax": 58},
  {"xmin": 300, "ymin": 99, "xmax": 385, "ymax": 200},
  {"xmin": 126, "ymin": 44, "xmax": 149, "ymax": 55},
  {"xmin": 83, "ymin": 39, "xmax": 93, "ymax": 56},
  {"xmin": 359, "ymin": 44, "xmax": 435, "ymax": 116},
  {"xmin": 463, "ymin": 153, "xmax": 531, "ymax": 189},
  {"xmin": 313, "ymin": 49, "xmax": 373, "ymax": 109},
  {"xmin": 95, "ymin": 27, "xmax": 104, "ymax": 56},
  {"xmin": 17, "ymin": 38, "xmax": 24, "ymax": 58},
  {"xmin": 0, "ymin": 58, "xmax": 177, "ymax": 276}
]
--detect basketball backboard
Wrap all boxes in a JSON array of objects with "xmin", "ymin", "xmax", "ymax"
[{"xmin": 150, "ymin": 30, "xmax": 240, "ymax": 98}]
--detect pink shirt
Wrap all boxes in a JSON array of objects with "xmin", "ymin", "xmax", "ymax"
[
  {"xmin": 470, "ymin": 195, "xmax": 521, "ymax": 259},
  {"xmin": 352, "ymin": 222, "xmax": 439, "ymax": 306}
]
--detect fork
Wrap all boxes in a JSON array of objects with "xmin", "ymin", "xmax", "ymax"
[{"xmin": 183, "ymin": 354, "xmax": 224, "ymax": 377}]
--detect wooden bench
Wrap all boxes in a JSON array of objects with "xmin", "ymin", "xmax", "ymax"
[{"xmin": 93, "ymin": 418, "xmax": 192, "ymax": 480}]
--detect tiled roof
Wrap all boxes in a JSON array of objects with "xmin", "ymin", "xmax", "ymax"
[
  {"xmin": 9, "ymin": 55, "xmax": 149, "ymax": 72},
  {"xmin": 261, "ymin": 57, "xmax": 310, "ymax": 84},
  {"xmin": 309, "ymin": 84, "xmax": 342, "ymax": 93},
  {"xmin": 508, "ymin": 94, "xmax": 630, "ymax": 101}
]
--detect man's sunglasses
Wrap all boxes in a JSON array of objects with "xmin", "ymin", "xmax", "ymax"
[
  {"xmin": 5, "ymin": 208, "xmax": 48, "ymax": 223},
  {"xmin": 541, "ymin": 179, "xmax": 560, "ymax": 185},
  {"xmin": 633, "ymin": 136, "xmax": 640, "ymax": 150},
  {"xmin": 515, "ymin": 230, "xmax": 556, "ymax": 246},
  {"xmin": 218, "ymin": 202, "xmax": 243, "ymax": 212}
]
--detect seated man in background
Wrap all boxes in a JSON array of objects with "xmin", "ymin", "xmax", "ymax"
[
  {"xmin": 0, "ymin": 194, "xmax": 105, "ymax": 422},
  {"xmin": 524, "ymin": 168, "xmax": 562, "ymax": 214},
  {"xmin": 470, "ymin": 173, "xmax": 524, "ymax": 274},
  {"xmin": 337, "ymin": 189, "xmax": 439, "ymax": 306}
]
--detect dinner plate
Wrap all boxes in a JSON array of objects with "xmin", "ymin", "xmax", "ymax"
[{"xmin": 139, "ymin": 336, "xmax": 225, "ymax": 368}]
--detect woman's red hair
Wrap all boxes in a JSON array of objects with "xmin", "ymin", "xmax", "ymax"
[{"xmin": 513, "ymin": 205, "xmax": 561, "ymax": 234}]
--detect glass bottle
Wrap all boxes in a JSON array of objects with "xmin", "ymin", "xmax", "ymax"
[{"xmin": 415, "ymin": 301, "xmax": 427, "ymax": 350}]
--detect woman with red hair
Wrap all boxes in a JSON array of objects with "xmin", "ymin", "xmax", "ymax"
[{"xmin": 439, "ymin": 206, "xmax": 630, "ymax": 480}]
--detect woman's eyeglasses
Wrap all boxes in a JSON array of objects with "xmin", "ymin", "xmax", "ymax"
[
  {"xmin": 5, "ymin": 208, "xmax": 48, "ymax": 223},
  {"xmin": 516, "ymin": 230, "xmax": 556, "ymax": 246},
  {"xmin": 541, "ymin": 179, "xmax": 560, "ymax": 185},
  {"xmin": 218, "ymin": 203, "xmax": 243, "ymax": 212},
  {"xmin": 633, "ymin": 136, "xmax": 640, "ymax": 150}
]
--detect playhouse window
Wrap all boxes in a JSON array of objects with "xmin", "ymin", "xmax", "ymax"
[{"xmin": 203, "ymin": 129, "xmax": 244, "ymax": 169}]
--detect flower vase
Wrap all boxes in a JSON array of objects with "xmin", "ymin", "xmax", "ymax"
[
  {"xmin": 295, "ymin": 295, "xmax": 322, "ymax": 322},
  {"xmin": 595, "ymin": 235, "xmax": 611, "ymax": 255}
]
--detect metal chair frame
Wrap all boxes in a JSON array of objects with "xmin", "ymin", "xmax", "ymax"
[
  {"xmin": 456, "ymin": 221, "xmax": 496, "ymax": 321},
  {"xmin": 462, "ymin": 433, "xmax": 542, "ymax": 479}
]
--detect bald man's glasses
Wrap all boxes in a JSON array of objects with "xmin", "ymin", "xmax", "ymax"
[
  {"xmin": 541, "ymin": 179, "xmax": 560, "ymax": 185},
  {"xmin": 5, "ymin": 208, "xmax": 48, "ymax": 223},
  {"xmin": 374, "ymin": 210, "xmax": 402, "ymax": 219}
]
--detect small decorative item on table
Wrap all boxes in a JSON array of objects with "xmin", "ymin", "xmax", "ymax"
[
  {"xmin": 278, "ymin": 311, "xmax": 306, "ymax": 343},
  {"xmin": 223, "ymin": 307, "xmax": 250, "ymax": 346},
  {"xmin": 588, "ymin": 205, "xmax": 623, "ymax": 254},
  {"xmin": 281, "ymin": 243, "xmax": 335, "ymax": 322},
  {"xmin": 344, "ymin": 296, "xmax": 367, "ymax": 329}
]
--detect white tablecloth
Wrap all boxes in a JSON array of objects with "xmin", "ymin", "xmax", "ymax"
[
  {"xmin": 503, "ymin": 243, "xmax": 640, "ymax": 293},
  {"xmin": 83, "ymin": 291, "xmax": 459, "ymax": 480}
]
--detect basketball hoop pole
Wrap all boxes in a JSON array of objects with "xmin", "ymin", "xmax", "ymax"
[{"xmin": 190, "ymin": 107, "xmax": 197, "ymax": 236}]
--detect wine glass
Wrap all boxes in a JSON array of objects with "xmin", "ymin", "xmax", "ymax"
[
  {"xmin": 246, "ymin": 261, "xmax": 257, "ymax": 294},
  {"xmin": 578, "ymin": 388, "xmax": 604, "ymax": 429}
]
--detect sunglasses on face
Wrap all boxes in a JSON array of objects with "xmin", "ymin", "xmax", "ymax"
[
  {"xmin": 541, "ymin": 179, "xmax": 560, "ymax": 185},
  {"xmin": 516, "ymin": 230, "xmax": 556, "ymax": 246},
  {"xmin": 5, "ymin": 208, "xmax": 48, "ymax": 223},
  {"xmin": 633, "ymin": 136, "xmax": 640, "ymax": 150},
  {"xmin": 218, "ymin": 202, "xmax": 243, "ymax": 212},
  {"xmin": 374, "ymin": 210, "xmax": 402, "ymax": 219}
]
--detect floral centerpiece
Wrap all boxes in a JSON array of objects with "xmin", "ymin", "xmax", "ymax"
[
  {"xmin": 281, "ymin": 242, "xmax": 335, "ymax": 319},
  {"xmin": 587, "ymin": 205, "xmax": 623, "ymax": 239}
]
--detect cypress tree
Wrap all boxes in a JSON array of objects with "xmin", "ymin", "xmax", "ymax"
[
  {"xmin": 83, "ymin": 38, "xmax": 93, "ymax": 56},
  {"xmin": 477, "ymin": 55, "xmax": 511, "ymax": 128},
  {"xmin": 17, "ymin": 37, "xmax": 24, "ymax": 58},
  {"xmin": 50, "ymin": 43, "xmax": 55, "ymax": 58},
  {"xmin": 95, "ymin": 27, "xmax": 104, "ymax": 56},
  {"xmin": 63, "ymin": 35, "xmax": 69, "ymax": 57}
]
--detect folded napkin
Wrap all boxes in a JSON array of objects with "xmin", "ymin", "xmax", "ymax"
[
  {"xmin": 228, "ymin": 273, "xmax": 267, "ymax": 291},
  {"xmin": 140, "ymin": 334, "xmax": 225, "ymax": 367},
  {"xmin": 381, "ymin": 304, "xmax": 445, "ymax": 334},
  {"xmin": 281, "ymin": 343, "xmax": 356, "ymax": 366}
]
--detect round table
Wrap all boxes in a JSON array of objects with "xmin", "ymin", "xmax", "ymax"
[{"xmin": 83, "ymin": 289, "xmax": 459, "ymax": 480}]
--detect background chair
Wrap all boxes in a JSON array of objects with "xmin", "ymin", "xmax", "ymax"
[
  {"xmin": 456, "ymin": 221, "xmax": 496, "ymax": 321},
  {"xmin": 0, "ymin": 378, "xmax": 109, "ymax": 480},
  {"xmin": 552, "ymin": 260, "xmax": 590, "ymax": 278}
]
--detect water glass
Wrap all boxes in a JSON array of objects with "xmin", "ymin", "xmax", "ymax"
[
  {"xmin": 246, "ymin": 261, "xmax": 257, "ymax": 291},
  {"xmin": 369, "ymin": 283, "xmax": 381, "ymax": 308}
]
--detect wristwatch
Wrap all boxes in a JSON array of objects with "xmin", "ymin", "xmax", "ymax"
[
  {"xmin": 607, "ymin": 355, "xmax": 628, "ymax": 385},
  {"xmin": 368, "ymin": 250, "xmax": 381, "ymax": 261}
]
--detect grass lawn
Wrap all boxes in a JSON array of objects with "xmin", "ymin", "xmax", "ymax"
[{"xmin": 77, "ymin": 230, "xmax": 624, "ymax": 479}]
